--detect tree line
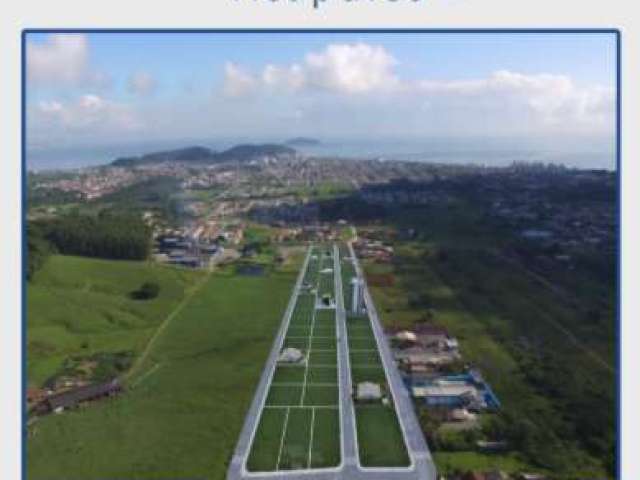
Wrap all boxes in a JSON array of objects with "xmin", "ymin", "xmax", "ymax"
[{"xmin": 28, "ymin": 213, "xmax": 151, "ymax": 279}]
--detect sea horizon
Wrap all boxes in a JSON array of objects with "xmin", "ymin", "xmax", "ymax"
[{"xmin": 26, "ymin": 136, "xmax": 616, "ymax": 173}]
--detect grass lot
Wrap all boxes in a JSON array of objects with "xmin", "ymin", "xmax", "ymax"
[
  {"xmin": 341, "ymin": 255, "xmax": 356, "ymax": 307},
  {"xmin": 355, "ymin": 405, "xmax": 410, "ymax": 467},
  {"xmin": 28, "ymin": 264, "xmax": 296, "ymax": 480},
  {"xmin": 27, "ymin": 255, "xmax": 204, "ymax": 386}
]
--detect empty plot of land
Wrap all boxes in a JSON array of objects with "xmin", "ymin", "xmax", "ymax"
[
  {"xmin": 355, "ymin": 404, "xmax": 411, "ymax": 467},
  {"xmin": 351, "ymin": 366, "xmax": 387, "ymax": 384},
  {"xmin": 246, "ymin": 247, "xmax": 341, "ymax": 473},
  {"xmin": 249, "ymin": 406, "xmax": 341, "ymax": 472},
  {"xmin": 340, "ymin": 245, "xmax": 411, "ymax": 469},
  {"xmin": 347, "ymin": 315, "xmax": 385, "ymax": 383}
]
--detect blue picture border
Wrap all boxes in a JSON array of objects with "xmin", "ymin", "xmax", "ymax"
[{"xmin": 20, "ymin": 27, "xmax": 622, "ymax": 480}]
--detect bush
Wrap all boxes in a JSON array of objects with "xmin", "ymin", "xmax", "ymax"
[{"xmin": 130, "ymin": 281, "xmax": 160, "ymax": 300}]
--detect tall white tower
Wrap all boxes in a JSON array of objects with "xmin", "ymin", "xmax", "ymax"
[{"xmin": 351, "ymin": 277, "xmax": 365, "ymax": 314}]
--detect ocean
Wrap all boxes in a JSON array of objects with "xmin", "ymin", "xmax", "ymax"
[{"xmin": 26, "ymin": 137, "xmax": 616, "ymax": 172}]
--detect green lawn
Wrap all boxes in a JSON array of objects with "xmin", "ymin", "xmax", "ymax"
[
  {"xmin": 245, "ymin": 409, "xmax": 286, "ymax": 472},
  {"xmin": 310, "ymin": 409, "xmax": 341, "ymax": 467},
  {"xmin": 433, "ymin": 451, "xmax": 531, "ymax": 474},
  {"xmin": 28, "ymin": 266, "xmax": 296, "ymax": 480},
  {"xmin": 307, "ymin": 366, "xmax": 338, "ymax": 383},
  {"xmin": 247, "ymin": 407, "xmax": 340, "ymax": 472},
  {"xmin": 266, "ymin": 385, "xmax": 303, "ymax": 406},
  {"xmin": 351, "ymin": 366, "xmax": 386, "ymax": 384},
  {"xmin": 272, "ymin": 366, "xmax": 306, "ymax": 383},
  {"xmin": 279, "ymin": 408, "xmax": 313, "ymax": 469},
  {"xmin": 27, "ymin": 255, "xmax": 204, "ymax": 386},
  {"xmin": 355, "ymin": 405, "xmax": 410, "ymax": 467}
]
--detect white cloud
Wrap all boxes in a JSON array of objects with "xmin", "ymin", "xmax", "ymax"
[
  {"xmin": 33, "ymin": 94, "xmax": 142, "ymax": 135},
  {"xmin": 26, "ymin": 33, "xmax": 111, "ymax": 88},
  {"xmin": 262, "ymin": 64, "xmax": 306, "ymax": 90},
  {"xmin": 417, "ymin": 70, "xmax": 614, "ymax": 127},
  {"xmin": 220, "ymin": 43, "xmax": 612, "ymax": 132},
  {"xmin": 27, "ymin": 34, "xmax": 88, "ymax": 86},
  {"xmin": 27, "ymin": 34, "xmax": 109, "ymax": 88},
  {"xmin": 128, "ymin": 71, "xmax": 157, "ymax": 96},
  {"xmin": 223, "ymin": 43, "xmax": 399, "ymax": 96},
  {"xmin": 37, "ymin": 100, "xmax": 64, "ymax": 114},
  {"xmin": 223, "ymin": 62, "xmax": 257, "ymax": 97},
  {"xmin": 304, "ymin": 43, "xmax": 399, "ymax": 93},
  {"xmin": 27, "ymin": 41, "xmax": 614, "ymax": 152}
]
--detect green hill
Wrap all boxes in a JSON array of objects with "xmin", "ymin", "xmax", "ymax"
[
  {"xmin": 27, "ymin": 258, "xmax": 297, "ymax": 480},
  {"xmin": 111, "ymin": 143, "xmax": 297, "ymax": 167},
  {"xmin": 27, "ymin": 255, "xmax": 205, "ymax": 386}
]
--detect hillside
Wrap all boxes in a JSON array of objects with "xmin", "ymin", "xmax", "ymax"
[
  {"xmin": 111, "ymin": 143, "xmax": 297, "ymax": 167},
  {"xmin": 285, "ymin": 137, "xmax": 321, "ymax": 147},
  {"xmin": 27, "ymin": 255, "xmax": 205, "ymax": 386},
  {"xmin": 27, "ymin": 261, "xmax": 298, "ymax": 480}
]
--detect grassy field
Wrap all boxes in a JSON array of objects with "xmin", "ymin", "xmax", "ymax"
[
  {"xmin": 28, "ymin": 263, "xmax": 297, "ymax": 480},
  {"xmin": 433, "ymin": 451, "xmax": 531, "ymax": 474},
  {"xmin": 355, "ymin": 405, "xmax": 410, "ymax": 467},
  {"xmin": 348, "ymin": 313, "xmax": 410, "ymax": 469},
  {"xmin": 27, "ymin": 255, "xmax": 204, "ymax": 386}
]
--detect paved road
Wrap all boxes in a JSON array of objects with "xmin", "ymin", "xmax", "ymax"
[
  {"xmin": 333, "ymin": 244, "xmax": 358, "ymax": 469},
  {"xmin": 227, "ymin": 244, "xmax": 437, "ymax": 480}
]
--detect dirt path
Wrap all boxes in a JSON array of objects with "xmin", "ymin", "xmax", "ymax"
[{"xmin": 125, "ymin": 272, "xmax": 211, "ymax": 382}]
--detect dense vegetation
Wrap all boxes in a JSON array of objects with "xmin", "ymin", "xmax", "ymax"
[
  {"xmin": 111, "ymin": 144, "xmax": 297, "ymax": 167},
  {"xmin": 31, "ymin": 213, "xmax": 151, "ymax": 261},
  {"xmin": 318, "ymin": 195, "xmax": 388, "ymax": 221},
  {"xmin": 365, "ymin": 202, "xmax": 615, "ymax": 478},
  {"xmin": 130, "ymin": 281, "xmax": 161, "ymax": 300},
  {"xmin": 27, "ymin": 223, "xmax": 53, "ymax": 280},
  {"xmin": 28, "ymin": 187, "xmax": 81, "ymax": 207},
  {"xmin": 46, "ymin": 351, "xmax": 135, "ymax": 387},
  {"xmin": 95, "ymin": 176, "xmax": 181, "ymax": 213}
]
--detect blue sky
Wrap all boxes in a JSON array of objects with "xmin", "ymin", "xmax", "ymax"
[{"xmin": 26, "ymin": 31, "xmax": 617, "ymax": 165}]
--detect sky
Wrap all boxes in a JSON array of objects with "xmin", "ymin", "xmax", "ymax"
[{"xmin": 25, "ymin": 32, "xmax": 617, "ymax": 168}]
